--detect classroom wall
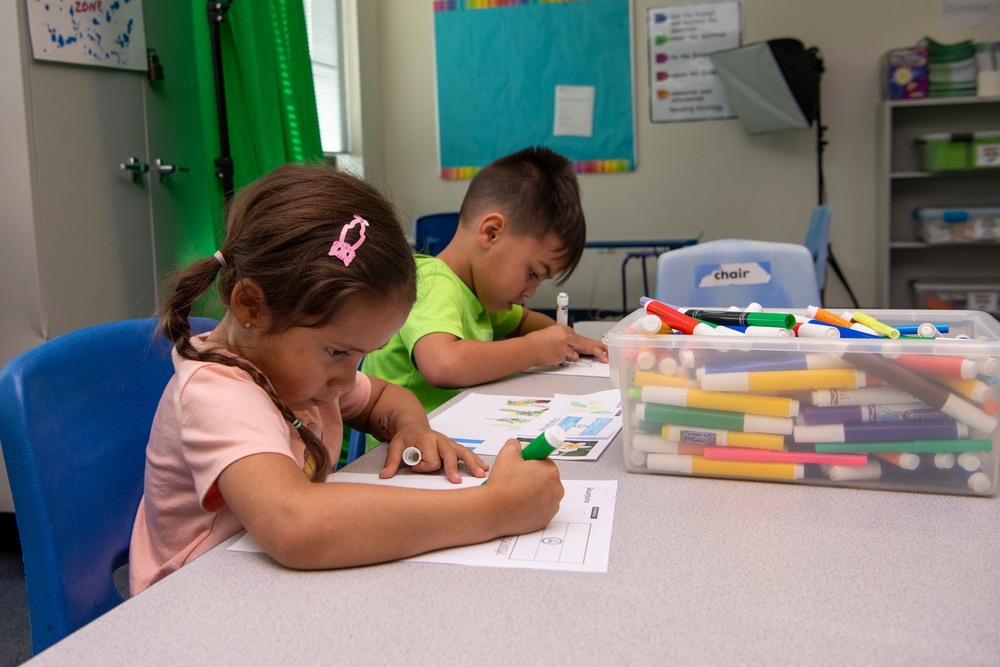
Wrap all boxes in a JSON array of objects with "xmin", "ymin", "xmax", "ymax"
[{"xmin": 367, "ymin": 0, "xmax": 996, "ymax": 316}]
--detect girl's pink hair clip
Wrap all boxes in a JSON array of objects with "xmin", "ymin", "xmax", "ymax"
[{"xmin": 328, "ymin": 215, "xmax": 369, "ymax": 266}]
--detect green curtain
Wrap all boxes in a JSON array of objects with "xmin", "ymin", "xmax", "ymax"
[{"xmin": 220, "ymin": 0, "xmax": 325, "ymax": 194}]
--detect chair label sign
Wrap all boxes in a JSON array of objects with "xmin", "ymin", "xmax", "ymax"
[{"xmin": 696, "ymin": 261, "xmax": 773, "ymax": 287}]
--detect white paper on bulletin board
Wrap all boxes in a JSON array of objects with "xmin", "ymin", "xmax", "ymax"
[
  {"xmin": 647, "ymin": 0, "xmax": 742, "ymax": 123},
  {"xmin": 26, "ymin": 0, "xmax": 147, "ymax": 71},
  {"xmin": 433, "ymin": 0, "xmax": 636, "ymax": 179}
]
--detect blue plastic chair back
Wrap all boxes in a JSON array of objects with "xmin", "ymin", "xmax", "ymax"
[
  {"xmin": 0, "ymin": 317, "xmax": 216, "ymax": 654},
  {"xmin": 803, "ymin": 204, "xmax": 833, "ymax": 292},
  {"xmin": 413, "ymin": 212, "xmax": 459, "ymax": 256},
  {"xmin": 655, "ymin": 238, "xmax": 820, "ymax": 310}
]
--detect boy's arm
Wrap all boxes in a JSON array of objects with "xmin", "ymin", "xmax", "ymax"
[
  {"xmin": 413, "ymin": 324, "xmax": 608, "ymax": 389},
  {"xmin": 513, "ymin": 306, "xmax": 557, "ymax": 335}
]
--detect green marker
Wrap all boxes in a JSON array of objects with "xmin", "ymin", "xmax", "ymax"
[
  {"xmin": 682, "ymin": 309, "xmax": 796, "ymax": 329},
  {"xmin": 482, "ymin": 426, "xmax": 566, "ymax": 485},
  {"xmin": 635, "ymin": 403, "xmax": 794, "ymax": 436},
  {"xmin": 815, "ymin": 439, "xmax": 993, "ymax": 454}
]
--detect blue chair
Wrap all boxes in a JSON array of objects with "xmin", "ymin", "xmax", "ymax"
[
  {"xmin": 803, "ymin": 203, "xmax": 832, "ymax": 296},
  {"xmin": 0, "ymin": 317, "xmax": 217, "ymax": 654},
  {"xmin": 413, "ymin": 212, "xmax": 459, "ymax": 256},
  {"xmin": 654, "ymin": 238, "xmax": 820, "ymax": 310}
]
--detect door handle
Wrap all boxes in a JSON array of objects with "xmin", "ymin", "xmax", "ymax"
[
  {"xmin": 119, "ymin": 156, "xmax": 149, "ymax": 183},
  {"xmin": 154, "ymin": 158, "xmax": 191, "ymax": 183}
]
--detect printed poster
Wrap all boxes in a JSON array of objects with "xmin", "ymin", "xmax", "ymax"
[
  {"xmin": 647, "ymin": 0, "xmax": 742, "ymax": 123},
  {"xmin": 26, "ymin": 0, "xmax": 148, "ymax": 71}
]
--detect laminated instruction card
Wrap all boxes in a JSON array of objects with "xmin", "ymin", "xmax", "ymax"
[{"xmin": 428, "ymin": 389, "xmax": 622, "ymax": 460}]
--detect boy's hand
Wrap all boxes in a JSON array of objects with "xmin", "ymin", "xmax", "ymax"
[
  {"xmin": 524, "ymin": 325, "xmax": 609, "ymax": 366},
  {"xmin": 379, "ymin": 427, "xmax": 489, "ymax": 483}
]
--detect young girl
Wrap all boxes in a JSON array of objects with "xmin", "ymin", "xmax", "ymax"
[{"xmin": 129, "ymin": 163, "xmax": 564, "ymax": 594}]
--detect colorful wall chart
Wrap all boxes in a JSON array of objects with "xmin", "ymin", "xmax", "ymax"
[
  {"xmin": 647, "ymin": 0, "xmax": 741, "ymax": 123},
  {"xmin": 433, "ymin": 0, "xmax": 636, "ymax": 180},
  {"xmin": 26, "ymin": 0, "xmax": 147, "ymax": 71}
]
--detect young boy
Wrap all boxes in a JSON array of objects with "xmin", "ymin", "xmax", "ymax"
[{"xmin": 363, "ymin": 145, "xmax": 609, "ymax": 413}]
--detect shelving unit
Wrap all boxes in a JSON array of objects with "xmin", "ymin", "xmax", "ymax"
[{"xmin": 876, "ymin": 96, "xmax": 1000, "ymax": 309}]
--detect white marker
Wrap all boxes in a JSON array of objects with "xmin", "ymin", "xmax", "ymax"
[
  {"xmin": 556, "ymin": 292, "xmax": 569, "ymax": 326},
  {"xmin": 402, "ymin": 446, "xmax": 422, "ymax": 466}
]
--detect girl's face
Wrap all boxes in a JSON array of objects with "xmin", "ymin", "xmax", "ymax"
[
  {"xmin": 476, "ymin": 231, "xmax": 567, "ymax": 314},
  {"xmin": 248, "ymin": 297, "xmax": 409, "ymax": 412}
]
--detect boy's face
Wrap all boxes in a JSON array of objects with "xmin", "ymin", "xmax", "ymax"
[{"xmin": 475, "ymin": 229, "xmax": 566, "ymax": 313}]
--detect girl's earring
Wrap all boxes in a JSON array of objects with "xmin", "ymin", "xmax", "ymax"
[{"xmin": 244, "ymin": 322, "xmax": 251, "ymax": 329}]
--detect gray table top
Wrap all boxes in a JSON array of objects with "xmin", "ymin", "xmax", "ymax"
[{"xmin": 25, "ymin": 342, "xmax": 1000, "ymax": 666}]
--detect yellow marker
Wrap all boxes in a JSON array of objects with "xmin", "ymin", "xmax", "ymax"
[
  {"xmin": 699, "ymin": 368, "xmax": 867, "ymax": 393},
  {"xmin": 633, "ymin": 371, "xmax": 695, "ymax": 388},
  {"xmin": 851, "ymin": 311, "xmax": 900, "ymax": 339},
  {"xmin": 640, "ymin": 385, "xmax": 800, "ymax": 418},
  {"xmin": 661, "ymin": 424, "xmax": 785, "ymax": 451},
  {"xmin": 646, "ymin": 453, "xmax": 804, "ymax": 480}
]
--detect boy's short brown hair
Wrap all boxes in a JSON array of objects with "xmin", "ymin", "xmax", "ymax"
[{"xmin": 459, "ymin": 146, "xmax": 585, "ymax": 284}]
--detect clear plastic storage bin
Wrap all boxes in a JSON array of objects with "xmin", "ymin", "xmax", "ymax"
[{"xmin": 607, "ymin": 308, "xmax": 1000, "ymax": 496}]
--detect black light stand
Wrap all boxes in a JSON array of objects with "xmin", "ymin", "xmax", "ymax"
[
  {"xmin": 208, "ymin": 1, "xmax": 235, "ymax": 208},
  {"xmin": 810, "ymin": 48, "xmax": 860, "ymax": 308}
]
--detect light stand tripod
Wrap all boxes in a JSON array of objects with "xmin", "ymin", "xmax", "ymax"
[{"xmin": 811, "ymin": 48, "xmax": 860, "ymax": 308}]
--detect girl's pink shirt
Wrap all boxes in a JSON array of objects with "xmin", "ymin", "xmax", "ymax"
[{"xmin": 129, "ymin": 334, "xmax": 370, "ymax": 595}]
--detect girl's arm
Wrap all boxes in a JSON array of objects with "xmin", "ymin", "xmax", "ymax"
[
  {"xmin": 217, "ymin": 439, "xmax": 563, "ymax": 570},
  {"xmin": 346, "ymin": 375, "xmax": 488, "ymax": 482}
]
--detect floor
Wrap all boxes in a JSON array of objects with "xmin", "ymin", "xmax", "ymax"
[{"xmin": 0, "ymin": 514, "xmax": 31, "ymax": 667}]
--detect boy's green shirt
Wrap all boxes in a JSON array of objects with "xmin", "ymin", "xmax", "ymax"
[{"xmin": 363, "ymin": 254, "xmax": 524, "ymax": 415}]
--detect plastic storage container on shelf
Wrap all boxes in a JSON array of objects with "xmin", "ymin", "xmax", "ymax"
[
  {"xmin": 606, "ymin": 307, "xmax": 1000, "ymax": 496},
  {"xmin": 914, "ymin": 207, "xmax": 1000, "ymax": 244},
  {"xmin": 913, "ymin": 281, "xmax": 1000, "ymax": 317},
  {"xmin": 918, "ymin": 131, "xmax": 1000, "ymax": 171}
]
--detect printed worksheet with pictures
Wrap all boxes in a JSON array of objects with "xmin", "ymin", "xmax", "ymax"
[{"xmin": 230, "ymin": 474, "xmax": 618, "ymax": 573}]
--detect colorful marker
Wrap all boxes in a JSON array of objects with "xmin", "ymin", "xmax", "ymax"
[
  {"xmin": 635, "ymin": 402, "xmax": 794, "ymax": 435},
  {"xmin": 640, "ymin": 385, "xmax": 800, "ymax": 418},
  {"xmin": 798, "ymin": 404, "xmax": 950, "ymax": 425},
  {"xmin": 893, "ymin": 354, "xmax": 979, "ymax": 380},
  {"xmin": 807, "ymin": 386, "xmax": 919, "ymax": 407},
  {"xmin": 823, "ymin": 460, "xmax": 882, "ymax": 481},
  {"xmin": 798, "ymin": 321, "xmax": 882, "ymax": 339},
  {"xmin": 481, "ymin": 426, "xmax": 565, "ymax": 484},
  {"xmin": 874, "ymin": 451, "xmax": 920, "ymax": 470},
  {"xmin": 793, "ymin": 420, "xmax": 968, "ymax": 443},
  {"xmin": 814, "ymin": 438, "xmax": 993, "ymax": 453},
  {"xmin": 632, "ymin": 371, "xmax": 696, "ymax": 388},
  {"xmin": 724, "ymin": 325, "xmax": 792, "ymax": 338},
  {"xmin": 793, "ymin": 321, "xmax": 841, "ymax": 338},
  {"xmin": 645, "ymin": 453, "xmax": 804, "ymax": 481},
  {"xmin": 679, "ymin": 309, "xmax": 795, "ymax": 329},
  {"xmin": 632, "ymin": 433, "xmax": 705, "ymax": 456},
  {"xmin": 700, "ymin": 368, "xmax": 870, "ymax": 393},
  {"xmin": 805, "ymin": 305, "xmax": 853, "ymax": 328},
  {"xmin": 640, "ymin": 297, "xmax": 717, "ymax": 336},
  {"xmin": 842, "ymin": 352, "xmax": 998, "ymax": 434},
  {"xmin": 701, "ymin": 446, "xmax": 867, "ymax": 466},
  {"xmin": 698, "ymin": 353, "xmax": 849, "ymax": 376},
  {"xmin": 851, "ymin": 311, "xmax": 900, "ymax": 339},
  {"xmin": 661, "ymin": 424, "xmax": 786, "ymax": 451}
]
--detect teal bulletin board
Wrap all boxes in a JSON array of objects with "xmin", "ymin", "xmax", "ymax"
[{"xmin": 433, "ymin": 0, "xmax": 635, "ymax": 180}]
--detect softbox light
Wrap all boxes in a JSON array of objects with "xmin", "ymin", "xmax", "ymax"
[{"xmin": 709, "ymin": 39, "xmax": 821, "ymax": 136}]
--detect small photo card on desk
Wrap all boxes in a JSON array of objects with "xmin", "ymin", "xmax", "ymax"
[
  {"xmin": 230, "ymin": 475, "xmax": 619, "ymax": 573},
  {"xmin": 429, "ymin": 390, "xmax": 622, "ymax": 460}
]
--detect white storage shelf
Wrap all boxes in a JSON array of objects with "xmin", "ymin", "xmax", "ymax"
[{"xmin": 877, "ymin": 96, "xmax": 1000, "ymax": 310}]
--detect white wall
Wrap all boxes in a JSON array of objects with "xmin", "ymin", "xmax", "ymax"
[{"xmin": 367, "ymin": 0, "xmax": 997, "ymax": 315}]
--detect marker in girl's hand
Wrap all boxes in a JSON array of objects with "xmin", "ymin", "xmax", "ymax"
[
  {"xmin": 402, "ymin": 446, "xmax": 422, "ymax": 467},
  {"xmin": 482, "ymin": 426, "xmax": 566, "ymax": 484}
]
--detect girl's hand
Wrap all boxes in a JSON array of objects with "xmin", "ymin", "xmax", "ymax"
[
  {"xmin": 482, "ymin": 439, "xmax": 564, "ymax": 536},
  {"xmin": 379, "ymin": 427, "xmax": 489, "ymax": 483}
]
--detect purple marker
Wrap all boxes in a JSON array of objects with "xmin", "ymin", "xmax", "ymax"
[
  {"xmin": 699, "ymin": 353, "xmax": 849, "ymax": 376},
  {"xmin": 798, "ymin": 404, "xmax": 951, "ymax": 425},
  {"xmin": 793, "ymin": 420, "xmax": 969, "ymax": 443}
]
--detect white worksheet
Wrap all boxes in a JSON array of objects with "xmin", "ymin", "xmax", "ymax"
[
  {"xmin": 229, "ymin": 475, "xmax": 618, "ymax": 573},
  {"xmin": 428, "ymin": 389, "xmax": 622, "ymax": 459},
  {"xmin": 523, "ymin": 356, "xmax": 610, "ymax": 378}
]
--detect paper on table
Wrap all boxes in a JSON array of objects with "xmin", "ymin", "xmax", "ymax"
[
  {"xmin": 229, "ymin": 474, "xmax": 618, "ymax": 573},
  {"xmin": 428, "ymin": 390, "xmax": 621, "ymax": 459},
  {"xmin": 523, "ymin": 356, "xmax": 610, "ymax": 378}
]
